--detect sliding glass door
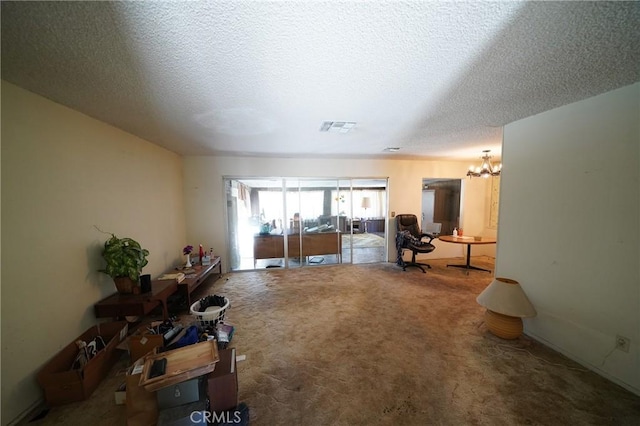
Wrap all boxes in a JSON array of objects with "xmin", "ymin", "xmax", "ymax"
[
  {"xmin": 289, "ymin": 179, "xmax": 343, "ymax": 267},
  {"xmin": 341, "ymin": 179, "xmax": 388, "ymax": 264},
  {"xmin": 225, "ymin": 178, "xmax": 285, "ymax": 270},
  {"xmin": 225, "ymin": 177, "xmax": 388, "ymax": 271}
]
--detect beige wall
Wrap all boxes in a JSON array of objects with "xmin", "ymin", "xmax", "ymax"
[
  {"xmin": 182, "ymin": 156, "xmax": 495, "ymax": 269},
  {"xmin": 498, "ymin": 83, "xmax": 640, "ymax": 394},
  {"xmin": 0, "ymin": 81, "xmax": 496, "ymax": 424},
  {"xmin": 1, "ymin": 81, "xmax": 187, "ymax": 423}
]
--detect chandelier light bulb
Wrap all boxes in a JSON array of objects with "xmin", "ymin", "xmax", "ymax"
[{"xmin": 466, "ymin": 150, "xmax": 501, "ymax": 178}]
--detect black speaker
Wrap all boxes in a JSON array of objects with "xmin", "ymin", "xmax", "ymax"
[{"xmin": 140, "ymin": 274, "xmax": 152, "ymax": 293}]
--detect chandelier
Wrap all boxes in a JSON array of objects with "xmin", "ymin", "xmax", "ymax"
[{"xmin": 467, "ymin": 150, "xmax": 502, "ymax": 178}]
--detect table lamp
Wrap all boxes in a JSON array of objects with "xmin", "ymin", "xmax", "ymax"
[{"xmin": 476, "ymin": 277, "xmax": 536, "ymax": 339}]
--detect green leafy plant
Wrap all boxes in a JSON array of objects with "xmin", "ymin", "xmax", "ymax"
[{"xmin": 99, "ymin": 233, "xmax": 149, "ymax": 282}]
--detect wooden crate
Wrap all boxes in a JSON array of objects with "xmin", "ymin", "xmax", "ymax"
[{"xmin": 138, "ymin": 340, "xmax": 219, "ymax": 392}]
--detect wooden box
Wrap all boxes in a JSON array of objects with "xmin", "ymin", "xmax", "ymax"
[
  {"xmin": 138, "ymin": 340, "xmax": 219, "ymax": 392},
  {"xmin": 37, "ymin": 321, "xmax": 128, "ymax": 406}
]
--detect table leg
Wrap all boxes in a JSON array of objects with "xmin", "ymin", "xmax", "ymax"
[
  {"xmin": 446, "ymin": 244, "xmax": 492, "ymax": 272},
  {"xmin": 159, "ymin": 299, "xmax": 170, "ymax": 320}
]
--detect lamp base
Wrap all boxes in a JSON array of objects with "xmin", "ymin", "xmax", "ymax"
[{"xmin": 484, "ymin": 310, "xmax": 523, "ymax": 340}]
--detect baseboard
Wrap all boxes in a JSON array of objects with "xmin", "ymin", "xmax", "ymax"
[
  {"xmin": 525, "ymin": 331, "xmax": 640, "ymax": 397},
  {"xmin": 6, "ymin": 397, "xmax": 45, "ymax": 426}
]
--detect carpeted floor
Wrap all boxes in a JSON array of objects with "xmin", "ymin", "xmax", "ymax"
[
  {"xmin": 25, "ymin": 258, "xmax": 640, "ymax": 425},
  {"xmin": 345, "ymin": 232, "xmax": 385, "ymax": 248}
]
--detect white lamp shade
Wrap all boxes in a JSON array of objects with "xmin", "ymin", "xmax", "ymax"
[
  {"xmin": 361, "ymin": 197, "xmax": 371, "ymax": 209},
  {"xmin": 476, "ymin": 277, "xmax": 536, "ymax": 318}
]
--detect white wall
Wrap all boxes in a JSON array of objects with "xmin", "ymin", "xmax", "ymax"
[
  {"xmin": 1, "ymin": 81, "xmax": 187, "ymax": 423},
  {"xmin": 182, "ymin": 156, "xmax": 495, "ymax": 269},
  {"xmin": 498, "ymin": 83, "xmax": 640, "ymax": 394}
]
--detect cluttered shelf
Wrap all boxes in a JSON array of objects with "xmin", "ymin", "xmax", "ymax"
[
  {"xmin": 94, "ymin": 256, "xmax": 222, "ymax": 320},
  {"xmin": 166, "ymin": 256, "xmax": 223, "ymax": 308},
  {"xmin": 94, "ymin": 280, "xmax": 178, "ymax": 320}
]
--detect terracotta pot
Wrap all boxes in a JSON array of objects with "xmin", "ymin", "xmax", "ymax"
[{"xmin": 114, "ymin": 276, "xmax": 136, "ymax": 294}]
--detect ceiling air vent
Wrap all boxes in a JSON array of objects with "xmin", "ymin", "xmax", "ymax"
[{"xmin": 319, "ymin": 121, "xmax": 356, "ymax": 133}]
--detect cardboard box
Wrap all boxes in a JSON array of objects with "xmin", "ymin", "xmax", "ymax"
[
  {"xmin": 37, "ymin": 321, "xmax": 128, "ymax": 406},
  {"xmin": 207, "ymin": 348, "xmax": 238, "ymax": 413},
  {"xmin": 129, "ymin": 319, "xmax": 196, "ymax": 362},
  {"xmin": 128, "ymin": 322, "xmax": 165, "ymax": 362},
  {"xmin": 126, "ymin": 357, "xmax": 158, "ymax": 426}
]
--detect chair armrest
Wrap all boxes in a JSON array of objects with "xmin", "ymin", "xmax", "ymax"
[{"xmin": 420, "ymin": 233, "xmax": 435, "ymax": 243}]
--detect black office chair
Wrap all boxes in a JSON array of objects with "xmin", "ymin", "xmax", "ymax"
[{"xmin": 395, "ymin": 214, "xmax": 436, "ymax": 273}]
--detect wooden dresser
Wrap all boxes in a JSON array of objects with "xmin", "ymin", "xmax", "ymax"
[{"xmin": 253, "ymin": 235, "xmax": 285, "ymax": 259}]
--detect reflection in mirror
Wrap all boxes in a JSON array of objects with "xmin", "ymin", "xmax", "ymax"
[{"xmin": 422, "ymin": 179, "xmax": 461, "ymax": 236}]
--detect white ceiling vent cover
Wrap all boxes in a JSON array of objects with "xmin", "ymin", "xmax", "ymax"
[{"xmin": 319, "ymin": 121, "xmax": 356, "ymax": 133}]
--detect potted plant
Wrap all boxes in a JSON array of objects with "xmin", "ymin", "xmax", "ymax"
[{"xmin": 99, "ymin": 233, "xmax": 150, "ymax": 294}]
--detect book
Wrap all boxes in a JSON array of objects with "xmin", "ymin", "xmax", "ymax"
[{"xmin": 158, "ymin": 272, "xmax": 186, "ymax": 283}]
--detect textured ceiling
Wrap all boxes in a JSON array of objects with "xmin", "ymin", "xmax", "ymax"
[{"xmin": 2, "ymin": 1, "xmax": 639, "ymax": 161}]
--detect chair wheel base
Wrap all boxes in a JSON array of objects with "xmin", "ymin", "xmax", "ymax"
[{"xmin": 401, "ymin": 262, "xmax": 431, "ymax": 273}]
